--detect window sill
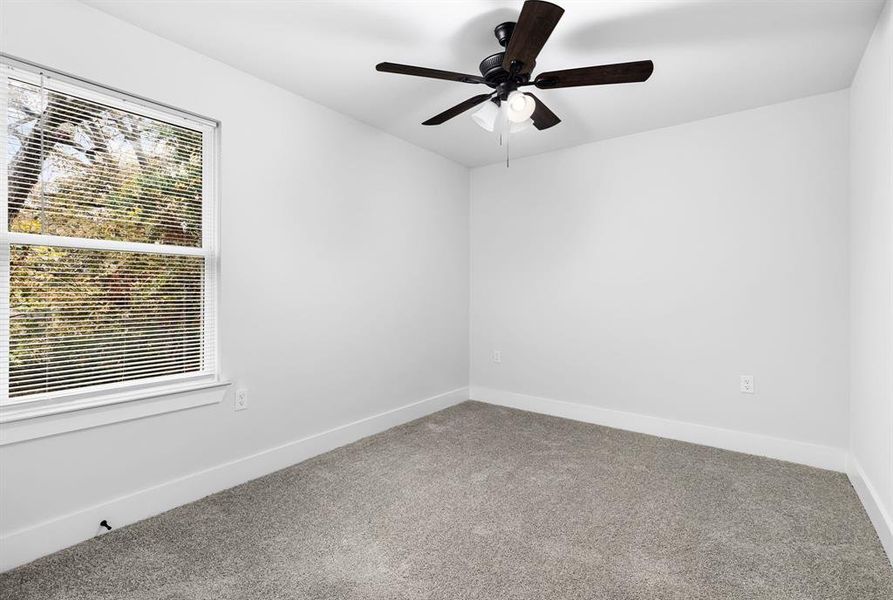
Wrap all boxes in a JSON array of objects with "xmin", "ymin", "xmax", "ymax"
[{"xmin": 0, "ymin": 380, "xmax": 231, "ymax": 445}]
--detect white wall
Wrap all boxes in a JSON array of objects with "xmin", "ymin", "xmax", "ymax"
[
  {"xmin": 470, "ymin": 91, "xmax": 850, "ymax": 465},
  {"xmin": 848, "ymin": 0, "xmax": 893, "ymax": 558},
  {"xmin": 0, "ymin": 0, "xmax": 469, "ymax": 569}
]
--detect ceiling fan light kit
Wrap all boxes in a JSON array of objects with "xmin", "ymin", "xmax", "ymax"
[
  {"xmin": 471, "ymin": 101, "xmax": 534, "ymax": 134},
  {"xmin": 376, "ymin": 0, "xmax": 654, "ymax": 165}
]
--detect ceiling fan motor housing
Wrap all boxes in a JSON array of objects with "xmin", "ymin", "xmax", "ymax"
[
  {"xmin": 479, "ymin": 52, "xmax": 530, "ymax": 96},
  {"xmin": 479, "ymin": 53, "xmax": 507, "ymax": 81},
  {"xmin": 480, "ymin": 22, "xmax": 530, "ymax": 93}
]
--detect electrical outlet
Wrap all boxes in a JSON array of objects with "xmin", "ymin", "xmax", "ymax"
[
  {"xmin": 234, "ymin": 388, "xmax": 248, "ymax": 411},
  {"xmin": 492, "ymin": 350, "xmax": 502, "ymax": 364},
  {"xmin": 740, "ymin": 375, "xmax": 754, "ymax": 394}
]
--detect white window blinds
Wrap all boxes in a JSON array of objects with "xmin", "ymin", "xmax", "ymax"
[{"xmin": 0, "ymin": 61, "xmax": 218, "ymax": 406}]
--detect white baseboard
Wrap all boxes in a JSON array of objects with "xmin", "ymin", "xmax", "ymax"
[
  {"xmin": 847, "ymin": 456, "xmax": 893, "ymax": 565},
  {"xmin": 470, "ymin": 386, "xmax": 847, "ymax": 472},
  {"xmin": 0, "ymin": 386, "xmax": 469, "ymax": 572}
]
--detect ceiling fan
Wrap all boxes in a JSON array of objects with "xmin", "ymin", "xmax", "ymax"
[{"xmin": 375, "ymin": 0, "xmax": 654, "ymax": 133}]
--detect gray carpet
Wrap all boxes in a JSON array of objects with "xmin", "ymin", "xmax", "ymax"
[{"xmin": 2, "ymin": 401, "xmax": 892, "ymax": 599}]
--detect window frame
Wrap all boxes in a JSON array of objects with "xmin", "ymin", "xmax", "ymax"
[{"xmin": 0, "ymin": 57, "xmax": 223, "ymax": 426}]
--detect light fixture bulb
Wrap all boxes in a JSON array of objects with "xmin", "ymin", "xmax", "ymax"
[
  {"xmin": 508, "ymin": 93, "xmax": 527, "ymax": 112},
  {"xmin": 505, "ymin": 91, "xmax": 535, "ymax": 123}
]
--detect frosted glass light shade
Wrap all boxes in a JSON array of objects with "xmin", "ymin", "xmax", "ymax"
[{"xmin": 471, "ymin": 101, "xmax": 499, "ymax": 132}]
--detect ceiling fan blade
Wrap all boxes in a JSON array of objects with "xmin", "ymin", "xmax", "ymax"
[
  {"xmin": 534, "ymin": 60, "xmax": 654, "ymax": 89},
  {"xmin": 525, "ymin": 93, "xmax": 561, "ymax": 130},
  {"xmin": 376, "ymin": 62, "xmax": 485, "ymax": 84},
  {"xmin": 423, "ymin": 94, "xmax": 494, "ymax": 126},
  {"xmin": 502, "ymin": 1, "xmax": 565, "ymax": 75}
]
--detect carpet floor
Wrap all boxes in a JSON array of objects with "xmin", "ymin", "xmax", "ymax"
[{"xmin": 2, "ymin": 401, "xmax": 892, "ymax": 599}]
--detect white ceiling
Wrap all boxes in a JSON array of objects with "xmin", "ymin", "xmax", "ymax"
[{"xmin": 83, "ymin": 0, "xmax": 883, "ymax": 167}]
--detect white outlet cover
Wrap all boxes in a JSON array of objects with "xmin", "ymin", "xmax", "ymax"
[
  {"xmin": 740, "ymin": 376, "xmax": 754, "ymax": 394},
  {"xmin": 234, "ymin": 389, "xmax": 248, "ymax": 410},
  {"xmin": 492, "ymin": 350, "xmax": 502, "ymax": 363}
]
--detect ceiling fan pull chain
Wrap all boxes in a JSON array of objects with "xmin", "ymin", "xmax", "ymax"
[{"xmin": 503, "ymin": 105, "xmax": 512, "ymax": 168}]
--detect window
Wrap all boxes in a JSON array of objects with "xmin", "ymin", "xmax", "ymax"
[{"xmin": 0, "ymin": 59, "xmax": 218, "ymax": 418}]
